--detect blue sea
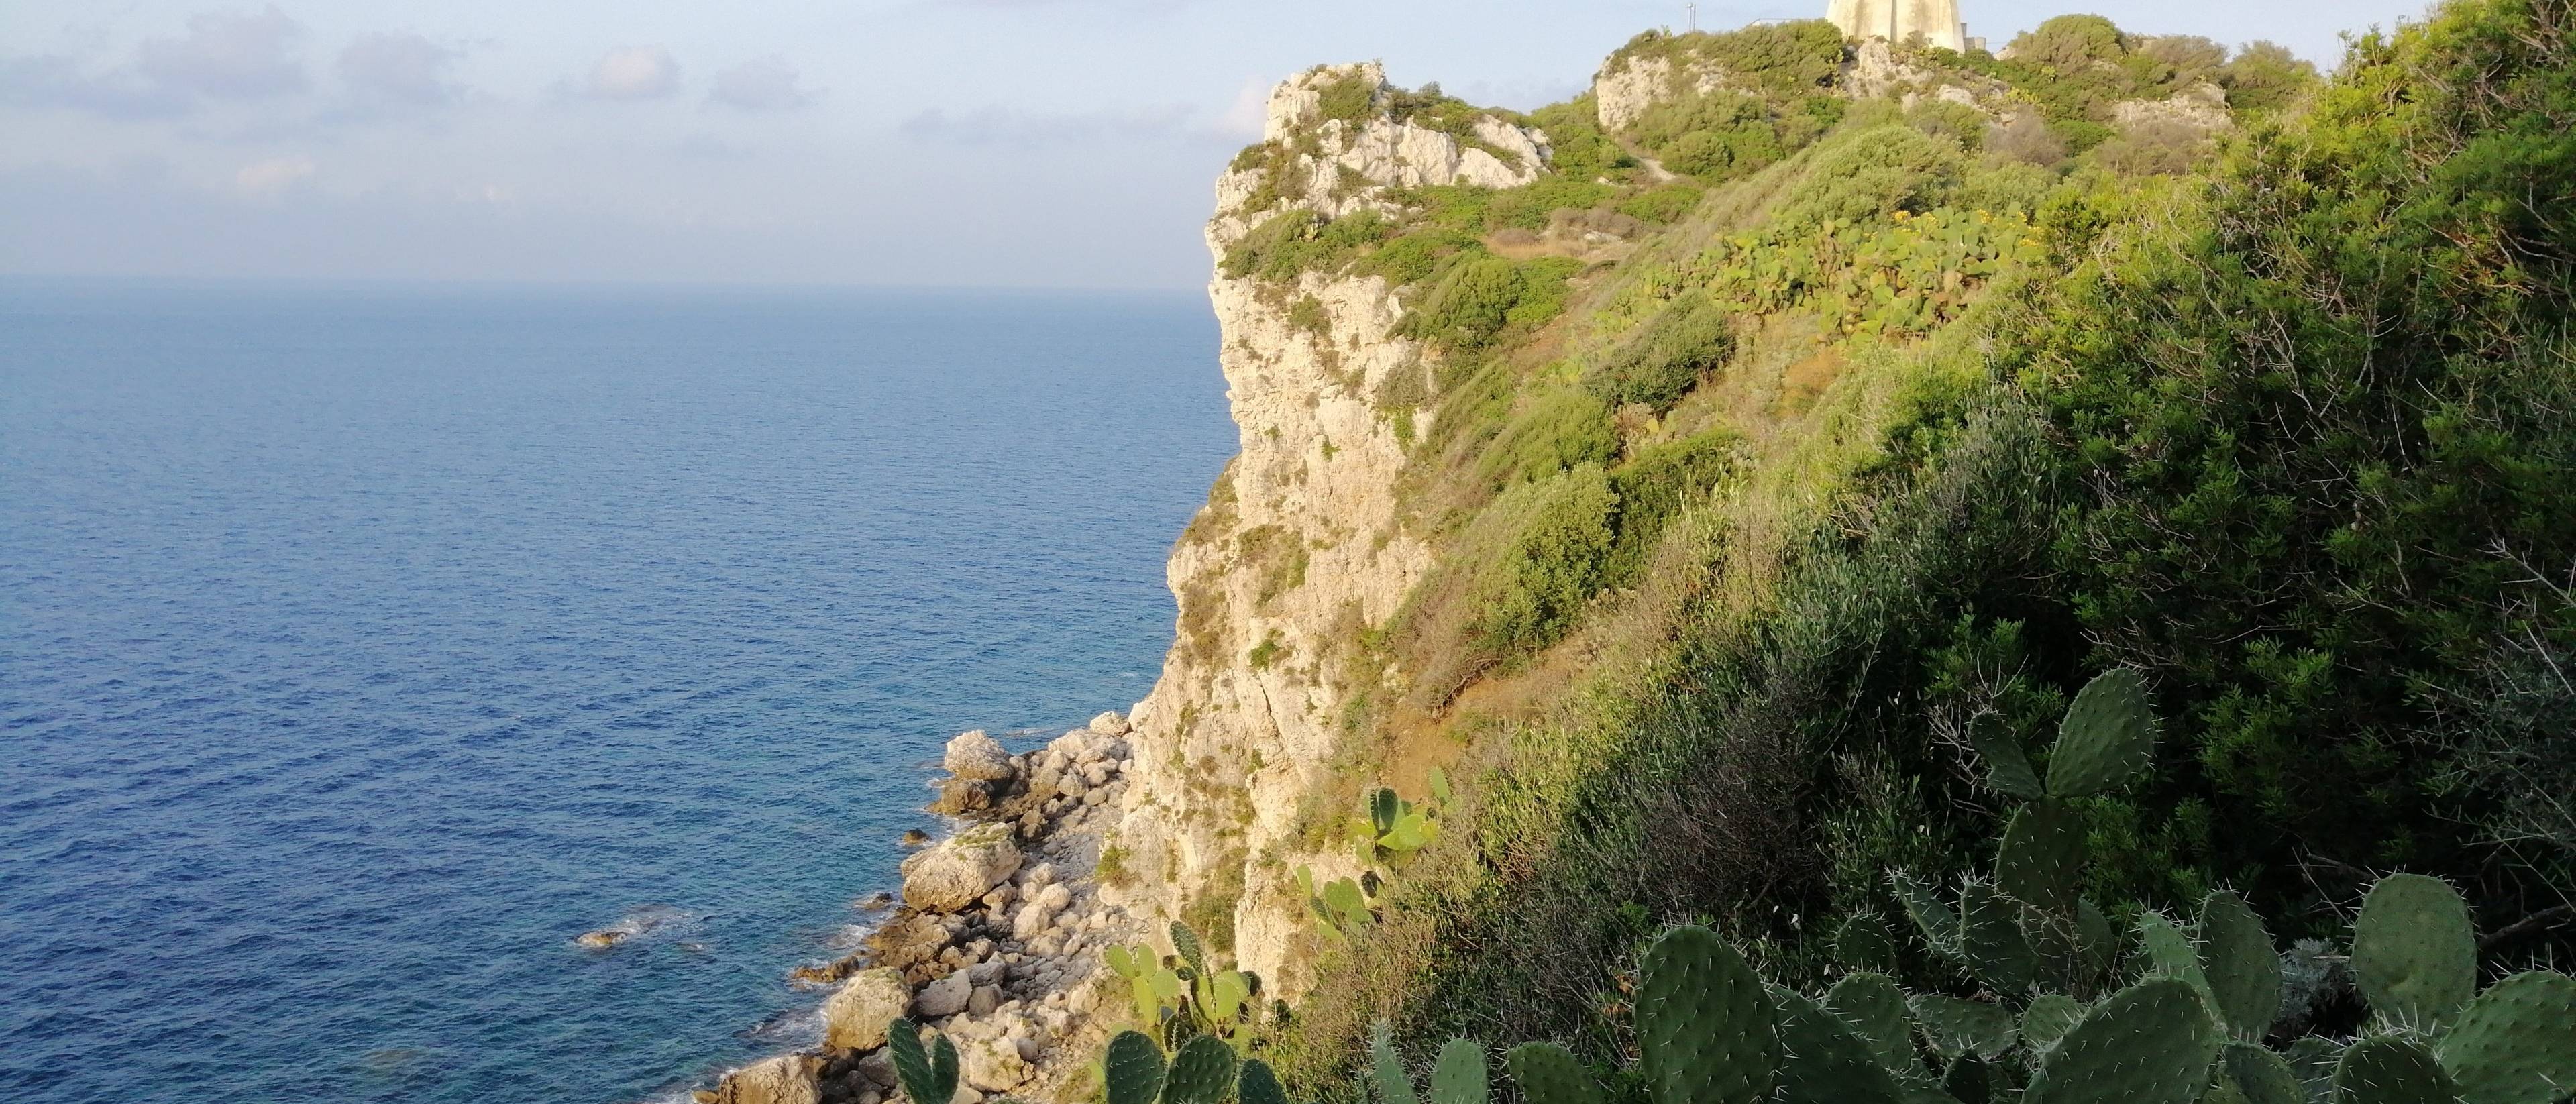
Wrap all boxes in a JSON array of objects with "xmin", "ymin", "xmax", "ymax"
[{"xmin": 0, "ymin": 282, "xmax": 1232, "ymax": 1103}]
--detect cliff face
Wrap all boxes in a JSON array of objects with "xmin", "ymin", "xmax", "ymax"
[{"xmin": 1102, "ymin": 64, "xmax": 1546, "ymax": 995}]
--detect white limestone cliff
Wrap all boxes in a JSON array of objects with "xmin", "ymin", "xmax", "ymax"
[{"xmin": 1100, "ymin": 63, "xmax": 1548, "ymax": 998}]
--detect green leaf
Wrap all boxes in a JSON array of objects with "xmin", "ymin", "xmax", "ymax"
[{"xmin": 1428, "ymin": 1038, "xmax": 1488, "ymax": 1104}]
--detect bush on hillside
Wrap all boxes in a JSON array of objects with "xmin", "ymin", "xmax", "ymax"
[
  {"xmin": 1584, "ymin": 290, "xmax": 1733, "ymax": 411},
  {"xmin": 1772, "ymin": 125, "xmax": 1966, "ymax": 226}
]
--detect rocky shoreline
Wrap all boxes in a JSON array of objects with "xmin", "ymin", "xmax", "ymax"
[{"xmin": 699, "ymin": 713, "xmax": 1141, "ymax": 1104}]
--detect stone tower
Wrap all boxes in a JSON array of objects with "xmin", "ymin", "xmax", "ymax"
[{"xmin": 1827, "ymin": 0, "xmax": 1970, "ymax": 52}]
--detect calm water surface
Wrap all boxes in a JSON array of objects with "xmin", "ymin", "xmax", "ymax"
[{"xmin": 0, "ymin": 282, "xmax": 1232, "ymax": 1102}]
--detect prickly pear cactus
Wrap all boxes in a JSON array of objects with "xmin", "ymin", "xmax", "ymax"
[
  {"xmin": 1910, "ymin": 994, "xmax": 2019, "ymax": 1060},
  {"xmin": 1997, "ymin": 797, "xmax": 2087, "ymax": 918},
  {"xmin": 887, "ymin": 1017, "xmax": 960, "ymax": 1104},
  {"xmin": 1428, "ymin": 1038, "xmax": 1488, "ymax": 1104},
  {"xmin": 1943, "ymin": 1055, "xmax": 1994, "ymax": 1104},
  {"xmin": 1774, "ymin": 987, "xmax": 1907, "ymax": 1104},
  {"xmin": 1161, "ymin": 1034, "xmax": 1239, "ymax": 1104},
  {"xmin": 2135, "ymin": 909, "xmax": 2218, "ymax": 1009},
  {"xmin": 1106, "ymin": 1030, "xmax": 1169, "ymax": 1104},
  {"xmin": 2025, "ymin": 979, "xmax": 2219, "ymax": 1104},
  {"xmin": 2351, "ymin": 874, "xmax": 2477, "ymax": 1029},
  {"xmin": 1834, "ymin": 912, "xmax": 1902, "ymax": 975},
  {"xmin": 1960, "ymin": 879, "xmax": 2039, "ymax": 995},
  {"xmin": 1371, "ymin": 1023, "xmax": 1419, "ymax": 1104},
  {"xmin": 2045, "ymin": 668, "xmax": 2156, "ymax": 797},
  {"xmin": 2435, "ymin": 971, "xmax": 2576, "ymax": 1104},
  {"xmin": 2333, "ymin": 1034, "xmax": 2458, "ymax": 1104},
  {"xmin": 1237, "ymin": 1058, "xmax": 1289, "ymax": 1104},
  {"xmin": 2198, "ymin": 891, "xmax": 2284, "ymax": 1042},
  {"xmin": 2223, "ymin": 1042, "xmax": 2308, "ymax": 1104},
  {"xmin": 1891, "ymin": 870, "xmax": 1962, "ymax": 961},
  {"xmin": 1503, "ymin": 1042, "xmax": 1599, "ymax": 1104},
  {"xmin": 1824, "ymin": 972, "xmax": 1919, "ymax": 1077},
  {"xmin": 1968, "ymin": 712, "xmax": 2047, "ymax": 800},
  {"xmin": 2021, "ymin": 993, "xmax": 2085, "ymax": 1054},
  {"xmin": 1638, "ymin": 925, "xmax": 1780, "ymax": 1104}
]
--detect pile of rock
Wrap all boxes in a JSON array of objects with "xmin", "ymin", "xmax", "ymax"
[{"xmin": 704, "ymin": 713, "xmax": 1138, "ymax": 1104}]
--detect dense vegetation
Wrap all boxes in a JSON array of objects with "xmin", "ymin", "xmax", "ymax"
[{"xmin": 1179, "ymin": 1, "xmax": 2575, "ymax": 1099}]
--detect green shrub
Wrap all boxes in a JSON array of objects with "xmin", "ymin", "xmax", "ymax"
[
  {"xmin": 1403, "ymin": 255, "xmax": 1585, "ymax": 352},
  {"xmin": 1774, "ymin": 125, "xmax": 1966, "ymax": 227},
  {"xmin": 1907, "ymin": 100, "xmax": 1990, "ymax": 152},
  {"xmin": 1617, "ymin": 184, "xmax": 1705, "ymax": 225},
  {"xmin": 1474, "ymin": 388, "xmax": 1617, "ymax": 490},
  {"xmin": 1468, "ymin": 463, "xmax": 1620, "ymax": 655},
  {"xmin": 1603, "ymin": 431, "xmax": 1738, "ymax": 588},
  {"xmin": 1222, "ymin": 211, "xmax": 1396, "ymax": 281},
  {"xmin": 1585, "ymin": 290, "xmax": 1734, "ymax": 410},
  {"xmin": 1483, "ymin": 177, "xmax": 1619, "ymax": 231},
  {"xmin": 2218, "ymin": 42, "xmax": 2320, "ymax": 115},
  {"xmin": 1356, "ymin": 231, "xmax": 1479, "ymax": 287},
  {"xmin": 1315, "ymin": 71, "xmax": 1377, "ymax": 123}
]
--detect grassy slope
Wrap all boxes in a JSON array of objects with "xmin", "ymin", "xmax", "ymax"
[{"xmin": 1237, "ymin": 1, "xmax": 2575, "ymax": 1092}]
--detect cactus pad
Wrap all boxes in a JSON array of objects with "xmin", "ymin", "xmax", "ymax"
[
  {"xmin": 1161, "ymin": 1034, "xmax": 1238, "ymax": 1104},
  {"xmin": 1639, "ymin": 926, "xmax": 1779, "ymax": 1104},
  {"xmin": 2135, "ymin": 910, "xmax": 2216, "ymax": 1008},
  {"xmin": 2025, "ymin": 979, "xmax": 2218, "ymax": 1104},
  {"xmin": 888, "ymin": 1019, "xmax": 959, "ymax": 1104},
  {"xmin": 1372, "ymin": 1024, "xmax": 1420, "ymax": 1104},
  {"xmin": 1775, "ymin": 987, "xmax": 1907, "ymax": 1104},
  {"xmin": 1968, "ymin": 712, "xmax": 2045, "ymax": 800},
  {"xmin": 2435, "ymin": 971, "xmax": 2576, "ymax": 1104},
  {"xmin": 2353, "ymin": 874, "xmax": 2478, "ymax": 1029},
  {"xmin": 1960, "ymin": 881, "xmax": 2039, "ymax": 995},
  {"xmin": 1943, "ymin": 1055, "xmax": 1993, "ymax": 1104},
  {"xmin": 1835, "ymin": 912, "xmax": 1902, "ymax": 975},
  {"xmin": 1237, "ymin": 1058, "xmax": 1289, "ymax": 1104},
  {"xmin": 1998, "ymin": 798, "xmax": 2087, "ymax": 918},
  {"xmin": 2045, "ymin": 669, "xmax": 2155, "ymax": 797},
  {"xmin": 1827, "ymin": 972, "xmax": 1920, "ymax": 1077},
  {"xmin": 1105, "ymin": 1030, "xmax": 1169, "ymax": 1104},
  {"xmin": 2076, "ymin": 897, "xmax": 2116, "ymax": 987},
  {"xmin": 2334, "ymin": 1034, "xmax": 2458, "ymax": 1104},
  {"xmin": 1505, "ymin": 1043, "xmax": 1600, "ymax": 1104},
  {"xmin": 1170, "ymin": 922, "xmax": 1209, "ymax": 979},
  {"xmin": 1909, "ymin": 995, "xmax": 2018, "ymax": 1060},
  {"xmin": 2287, "ymin": 1037, "xmax": 2346, "ymax": 1104},
  {"xmin": 2021, "ymin": 994, "xmax": 2085, "ymax": 1053},
  {"xmin": 1892, "ymin": 871, "xmax": 1962, "ymax": 960},
  {"xmin": 1427, "ymin": 1038, "xmax": 1488, "ymax": 1104},
  {"xmin": 2224, "ymin": 1042, "xmax": 2307, "ymax": 1104},
  {"xmin": 2196, "ymin": 891, "xmax": 2282, "ymax": 1042}
]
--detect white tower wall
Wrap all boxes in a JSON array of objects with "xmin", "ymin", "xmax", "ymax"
[{"xmin": 1826, "ymin": 0, "xmax": 1969, "ymax": 53}]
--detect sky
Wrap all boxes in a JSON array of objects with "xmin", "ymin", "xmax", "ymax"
[{"xmin": 0, "ymin": 0, "xmax": 2438, "ymax": 290}]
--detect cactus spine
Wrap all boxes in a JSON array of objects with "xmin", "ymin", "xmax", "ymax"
[
  {"xmin": 2435, "ymin": 971, "xmax": 2576, "ymax": 1104},
  {"xmin": 1161, "ymin": 1034, "xmax": 1239, "ymax": 1104},
  {"xmin": 2044, "ymin": 667, "xmax": 2157, "ymax": 797},
  {"xmin": 2334, "ymin": 1034, "xmax": 2459, "ymax": 1104},
  {"xmin": 1105, "ymin": 1030, "xmax": 1168, "ymax": 1104}
]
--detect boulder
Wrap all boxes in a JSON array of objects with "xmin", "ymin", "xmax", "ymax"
[
  {"xmin": 916, "ymin": 969, "xmax": 973, "ymax": 1017},
  {"xmin": 902, "ymin": 824, "xmax": 1022, "ymax": 912},
  {"xmin": 943, "ymin": 730, "xmax": 1017, "ymax": 781},
  {"xmin": 959, "ymin": 1035, "xmax": 1030, "ymax": 1092},
  {"xmin": 1087, "ymin": 711, "xmax": 1130, "ymax": 736},
  {"xmin": 968, "ymin": 983, "xmax": 1001, "ymax": 1016},
  {"xmin": 712, "ymin": 1054, "xmax": 820, "ymax": 1104},
  {"xmin": 821, "ymin": 967, "xmax": 911, "ymax": 1051},
  {"xmin": 928, "ymin": 778, "xmax": 992, "ymax": 816}
]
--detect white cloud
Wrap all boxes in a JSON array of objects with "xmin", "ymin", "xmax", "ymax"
[
  {"xmin": 337, "ymin": 33, "xmax": 466, "ymax": 109},
  {"xmin": 1215, "ymin": 77, "xmax": 1267, "ymax": 140},
  {"xmin": 584, "ymin": 46, "xmax": 681, "ymax": 101},
  {"xmin": 136, "ymin": 6, "xmax": 307, "ymax": 100},
  {"xmin": 707, "ymin": 56, "xmax": 819, "ymax": 111},
  {"xmin": 235, "ymin": 154, "xmax": 315, "ymax": 194}
]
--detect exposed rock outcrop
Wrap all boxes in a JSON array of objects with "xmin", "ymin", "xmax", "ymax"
[
  {"xmin": 1210, "ymin": 63, "xmax": 1547, "ymax": 240},
  {"xmin": 900, "ymin": 822, "xmax": 1022, "ymax": 912}
]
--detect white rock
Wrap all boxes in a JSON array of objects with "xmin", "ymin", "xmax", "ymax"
[
  {"xmin": 1010, "ymin": 899, "xmax": 1055, "ymax": 942},
  {"xmin": 959, "ymin": 1036, "xmax": 1030, "ymax": 1092},
  {"xmin": 901, "ymin": 824, "xmax": 1022, "ymax": 912},
  {"xmin": 914, "ymin": 970, "xmax": 973, "ymax": 1018},
  {"xmin": 1081, "ymin": 761, "xmax": 1112, "ymax": 787},
  {"xmin": 968, "ymin": 983, "xmax": 1001, "ymax": 1016},
  {"xmin": 821, "ymin": 967, "xmax": 911, "ymax": 1051},
  {"xmin": 712, "ymin": 1054, "xmax": 820, "ymax": 1104},
  {"xmin": 1088, "ymin": 711, "xmax": 1131, "ymax": 736},
  {"xmin": 943, "ymin": 730, "xmax": 1016, "ymax": 781}
]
